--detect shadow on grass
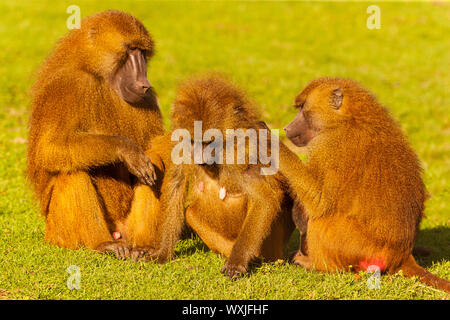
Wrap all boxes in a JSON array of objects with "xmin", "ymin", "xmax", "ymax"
[
  {"xmin": 415, "ymin": 226, "xmax": 450, "ymax": 268},
  {"xmin": 173, "ymin": 226, "xmax": 449, "ymax": 274},
  {"xmin": 283, "ymin": 227, "xmax": 450, "ymax": 269},
  {"xmin": 174, "ymin": 233, "xmax": 210, "ymax": 257},
  {"xmin": 286, "ymin": 229, "xmax": 301, "ymax": 257}
]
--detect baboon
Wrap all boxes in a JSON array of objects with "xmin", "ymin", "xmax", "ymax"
[
  {"xmin": 132, "ymin": 75, "xmax": 295, "ymax": 278},
  {"xmin": 27, "ymin": 10, "xmax": 164, "ymax": 255},
  {"xmin": 279, "ymin": 77, "xmax": 450, "ymax": 292}
]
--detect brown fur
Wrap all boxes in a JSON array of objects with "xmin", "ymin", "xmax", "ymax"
[
  {"xmin": 279, "ymin": 77, "xmax": 450, "ymax": 293},
  {"xmin": 27, "ymin": 10, "xmax": 164, "ymax": 252},
  {"xmin": 125, "ymin": 136, "xmax": 170, "ymax": 249},
  {"xmin": 133, "ymin": 75, "xmax": 294, "ymax": 278}
]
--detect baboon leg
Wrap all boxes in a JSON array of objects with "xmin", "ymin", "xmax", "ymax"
[
  {"xmin": 126, "ymin": 150, "xmax": 165, "ymax": 248},
  {"xmin": 185, "ymin": 206, "xmax": 235, "ymax": 257},
  {"xmin": 91, "ymin": 164, "xmax": 134, "ymax": 229},
  {"xmin": 45, "ymin": 172, "xmax": 112, "ymax": 250},
  {"xmin": 300, "ymin": 232, "xmax": 309, "ymax": 256},
  {"xmin": 291, "ymin": 199, "xmax": 309, "ymax": 257},
  {"xmin": 126, "ymin": 184, "xmax": 162, "ymax": 247}
]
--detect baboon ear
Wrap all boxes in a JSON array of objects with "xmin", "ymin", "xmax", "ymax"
[
  {"xmin": 233, "ymin": 104, "xmax": 243, "ymax": 115},
  {"xmin": 88, "ymin": 28, "xmax": 98, "ymax": 39},
  {"xmin": 330, "ymin": 88, "xmax": 343, "ymax": 109}
]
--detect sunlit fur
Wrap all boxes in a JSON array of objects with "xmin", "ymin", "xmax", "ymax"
[
  {"xmin": 172, "ymin": 74, "xmax": 259, "ymax": 133},
  {"xmin": 280, "ymin": 77, "xmax": 450, "ymax": 292},
  {"xmin": 27, "ymin": 10, "xmax": 163, "ymax": 250},
  {"xmin": 141, "ymin": 75, "xmax": 294, "ymax": 276}
]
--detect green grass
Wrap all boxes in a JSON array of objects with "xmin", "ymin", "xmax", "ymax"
[{"xmin": 0, "ymin": 0, "xmax": 449, "ymax": 300}]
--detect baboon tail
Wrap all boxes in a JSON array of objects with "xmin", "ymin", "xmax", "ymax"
[{"xmin": 400, "ymin": 255, "xmax": 450, "ymax": 293}]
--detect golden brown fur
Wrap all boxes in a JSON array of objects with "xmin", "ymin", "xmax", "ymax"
[
  {"xmin": 279, "ymin": 77, "xmax": 450, "ymax": 292},
  {"xmin": 132, "ymin": 75, "xmax": 294, "ymax": 278},
  {"xmin": 27, "ymin": 10, "xmax": 164, "ymax": 252}
]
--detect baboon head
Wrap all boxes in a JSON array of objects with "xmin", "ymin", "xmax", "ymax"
[
  {"xmin": 284, "ymin": 77, "xmax": 381, "ymax": 146},
  {"xmin": 78, "ymin": 10, "xmax": 155, "ymax": 104},
  {"xmin": 171, "ymin": 74, "xmax": 260, "ymax": 167}
]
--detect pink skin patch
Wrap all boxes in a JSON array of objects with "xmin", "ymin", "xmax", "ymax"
[
  {"xmin": 112, "ymin": 232, "xmax": 121, "ymax": 240},
  {"xmin": 358, "ymin": 258, "xmax": 386, "ymax": 272},
  {"xmin": 219, "ymin": 187, "xmax": 227, "ymax": 200},
  {"xmin": 198, "ymin": 181, "xmax": 204, "ymax": 193}
]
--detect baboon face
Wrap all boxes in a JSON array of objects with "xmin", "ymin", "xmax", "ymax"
[
  {"xmin": 82, "ymin": 11, "xmax": 154, "ymax": 104},
  {"xmin": 171, "ymin": 75, "xmax": 262, "ymax": 171},
  {"xmin": 108, "ymin": 46, "xmax": 152, "ymax": 104},
  {"xmin": 284, "ymin": 85, "xmax": 343, "ymax": 147},
  {"xmin": 284, "ymin": 107, "xmax": 318, "ymax": 147}
]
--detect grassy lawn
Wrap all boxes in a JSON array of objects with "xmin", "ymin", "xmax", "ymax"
[{"xmin": 0, "ymin": 0, "xmax": 449, "ymax": 300}]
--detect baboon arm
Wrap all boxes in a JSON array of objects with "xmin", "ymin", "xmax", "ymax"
[
  {"xmin": 154, "ymin": 166, "xmax": 187, "ymax": 262},
  {"xmin": 278, "ymin": 142, "xmax": 328, "ymax": 214},
  {"xmin": 36, "ymin": 132, "xmax": 131, "ymax": 173},
  {"xmin": 225, "ymin": 180, "xmax": 281, "ymax": 269}
]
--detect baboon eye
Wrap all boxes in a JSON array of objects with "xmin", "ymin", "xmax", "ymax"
[
  {"xmin": 330, "ymin": 88, "xmax": 343, "ymax": 110},
  {"xmin": 294, "ymin": 101, "xmax": 305, "ymax": 109},
  {"xmin": 233, "ymin": 105, "xmax": 243, "ymax": 114}
]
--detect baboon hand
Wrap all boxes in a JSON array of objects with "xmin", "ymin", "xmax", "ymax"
[
  {"xmin": 221, "ymin": 261, "xmax": 247, "ymax": 280},
  {"xmin": 96, "ymin": 241, "xmax": 132, "ymax": 260},
  {"xmin": 130, "ymin": 246, "xmax": 168, "ymax": 263},
  {"xmin": 118, "ymin": 137, "xmax": 156, "ymax": 186}
]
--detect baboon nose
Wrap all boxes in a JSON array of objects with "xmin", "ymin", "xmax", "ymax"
[{"xmin": 136, "ymin": 79, "xmax": 151, "ymax": 93}]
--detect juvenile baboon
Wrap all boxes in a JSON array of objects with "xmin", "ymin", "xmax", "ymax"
[
  {"xmin": 133, "ymin": 75, "xmax": 295, "ymax": 278},
  {"xmin": 27, "ymin": 10, "xmax": 164, "ymax": 254},
  {"xmin": 279, "ymin": 77, "xmax": 450, "ymax": 292}
]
